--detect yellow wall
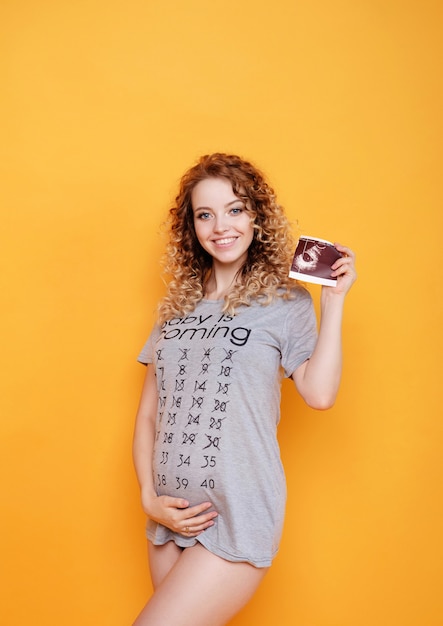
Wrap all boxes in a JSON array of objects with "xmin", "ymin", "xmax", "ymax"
[{"xmin": 1, "ymin": 1, "xmax": 441, "ymax": 624}]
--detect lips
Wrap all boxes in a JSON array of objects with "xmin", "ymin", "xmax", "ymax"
[{"xmin": 212, "ymin": 237, "xmax": 237, "ymax": 246}]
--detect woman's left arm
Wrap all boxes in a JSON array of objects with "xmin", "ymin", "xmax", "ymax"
[{"xmin": 292, "ymin": 244, "xmax": 357, "ymax": 410}]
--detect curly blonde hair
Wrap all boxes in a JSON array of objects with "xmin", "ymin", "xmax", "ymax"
[{"xmin": 158, "ymin": 153, "xmax": 298, "ymax": 323}]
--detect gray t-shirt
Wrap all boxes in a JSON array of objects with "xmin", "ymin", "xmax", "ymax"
[{"xmin": 137, "ymin": 287, "xmax": 317, "ymax": 567}]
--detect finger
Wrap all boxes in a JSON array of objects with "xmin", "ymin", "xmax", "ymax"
[
  {"xmin": 181, "ymin": 517, "xmax": 216, "ymax": 536},
  {"xmin": 331, "ymin": 263, "xmax": 352, "ymax": 278},
  {"xmin": 163, "ymin": 496, "xmax": 190, "ymax": 509},
  {"xmin": 188, "ymin": 510, "xmax": 218, "ymax": 525},
  {"xmin": 183, "ymin": 501, "xmax": 215, "ymax": 516},
  {"xmin": 331, "ymin": 254, "xmax": 356, "ymax": 273},
  {"xmin": 330, "ymin": 264, "xmax": 357, "ymax": 290},
  {"xmin": 334, "ymin": 243, "xmax": 355, "ymax": 259},
  {"xmin": 338, "ymin": 262, "xmax": 355, "ymax": 275},
  {"xmin": 180, "ymin": 509, "xmax": 218, "ymax": 534},
  {"xmin": 179, "ymin": 509, "xmax": 218, "ymax": 531}
]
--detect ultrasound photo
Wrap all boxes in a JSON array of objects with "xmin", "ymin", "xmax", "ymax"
[{"xmin": 289, "ymin": 236, "xmax": 343, "ymax": 286}]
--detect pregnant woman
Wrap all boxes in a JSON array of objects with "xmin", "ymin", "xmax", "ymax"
[{"xmin": 132, "ymin": 153, "xmax": 356, "ymax": 626}]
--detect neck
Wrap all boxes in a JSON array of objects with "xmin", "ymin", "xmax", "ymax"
[{"xmin": 204, "ymin": 264, "xmax": 242, "ymax": 300}]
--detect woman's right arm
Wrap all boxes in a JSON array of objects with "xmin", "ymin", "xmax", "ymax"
[
  {"xmin": 132, "ymin": 364, "xmax": 162, "ymax": 509},
  {"xmin": 132, "ymin": 364, "xmax": 218, "ymax": 536}
]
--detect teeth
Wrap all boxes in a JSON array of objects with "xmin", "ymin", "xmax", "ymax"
[{"xmin": 215, "ymin": 238, "xmax": 236, "ymax": 245}]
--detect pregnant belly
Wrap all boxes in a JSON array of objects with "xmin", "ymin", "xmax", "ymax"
[{"xmin": 154, "ymin": 452, "xmax": 221, "ymax": 508}]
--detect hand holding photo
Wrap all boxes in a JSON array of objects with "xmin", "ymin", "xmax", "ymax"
[{"xmin": 289, "ymin": 236, "xmax": 343, "ymax": 286}]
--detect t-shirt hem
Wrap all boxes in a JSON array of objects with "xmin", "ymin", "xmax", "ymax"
[
  {"xmin": 137, "ymin": 356, "xmax": 150, "ymax": 365},
  {"xmin": 285, "ymin": 350, "xmax": 313, "ymax": 378},
  {"xmin": 147, "ymin": 529, "xmax": 274, "ymax": 568}
]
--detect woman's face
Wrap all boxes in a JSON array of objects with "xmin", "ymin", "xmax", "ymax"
[{"xmin": 191, "ymin": 177, "xmax": 254, "ymax": 271}]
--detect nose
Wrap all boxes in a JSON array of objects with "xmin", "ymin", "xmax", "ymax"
[{"xmin": 213, "ymin": 215, "xmax": 229, "ymax": 233}]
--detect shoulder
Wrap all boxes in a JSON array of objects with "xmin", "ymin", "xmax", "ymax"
[
  {"xmin": 246, "ymin": 286, "xmax": 313, "ymax": 320},
  {"xmin": 288, "ymin": 284, "xmax": 312, "ymax": 300},
  {"xmin": 274, "ymin": 285, "xmax": 313, "ymax": 308},
  {"xmin": 271, "ymin": 286, "xmax": 316, "ymax": 327}
]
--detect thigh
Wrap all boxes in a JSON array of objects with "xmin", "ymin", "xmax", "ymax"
[
  {"xmin": 148, "ymin": 540, "xmax": 183, "ymax": 589},
  {"xmin": 134, "ymin": 543, "xmax": 268, "ymax": 626}
]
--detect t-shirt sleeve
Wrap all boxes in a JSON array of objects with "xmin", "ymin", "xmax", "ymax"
[
  {"xmin": 137, "ymin": 324, "xmax": 161, "ymax": 365},
  {"xmin": 281, "ymin": 289, "xmax": 318, "ymax": 378}
]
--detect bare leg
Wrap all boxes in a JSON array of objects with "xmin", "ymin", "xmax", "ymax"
[
  {"xmin": 148, "ymin": 540, "xmax": 183, "ymax": 589},
  {"xmin": 132, "ymin": 542, "xmax": 268, "ymax": 626}
]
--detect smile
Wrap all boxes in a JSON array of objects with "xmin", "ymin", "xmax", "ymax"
[{"xmin": 213, "ymin": 237, "xmax": 237, "ymax": 246}]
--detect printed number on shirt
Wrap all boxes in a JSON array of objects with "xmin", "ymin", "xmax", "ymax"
[
  {"xmin": 201, "ymin": 455, "xmax": 216, "ymax": 468},
  {"xmin": 182, "ymin": 432, "xmax": 197, "ymax": 445},
  {"xmin": 209, "ymin": 416, "xmax": 225, "ymax": 430},
  {"xmin": 163, "ymin": 432, "xmax": 174, "ymax": 444},
  {"xmin": 176, "ymin": 477, "xmax": 189, "ymax": 490},
  {"xmin": 177, "ymin": 454, "xmax": 191, "ymax": 467},
  {"xmin": 201, "ymin": 479, "xmax": 215, "ymax": 489}
]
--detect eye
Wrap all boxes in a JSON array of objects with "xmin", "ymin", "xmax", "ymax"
[
  {"xmin": 229, "ymin": 206, "xmax": 244, "ymax": 215},
  {"xmin": 195, "ymin": 211, "xmax": 212, "ymax": 221}
]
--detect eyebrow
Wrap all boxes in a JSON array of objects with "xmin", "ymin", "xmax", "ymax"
[{"xmin": 193, "ymin": 199, "xmax": 245, "ymax": 212}]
